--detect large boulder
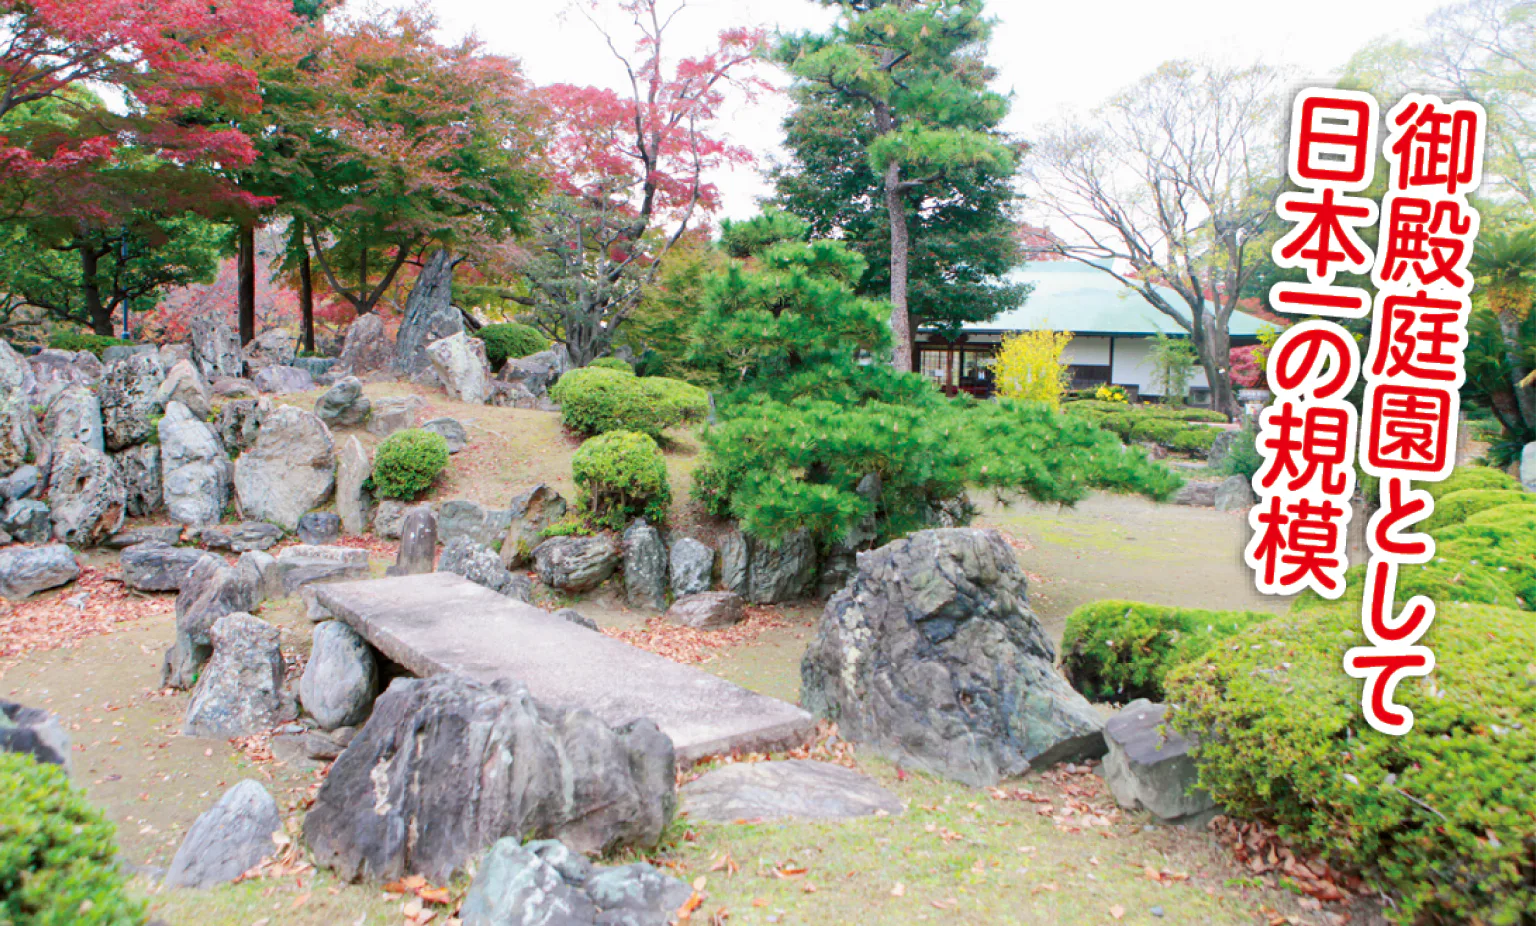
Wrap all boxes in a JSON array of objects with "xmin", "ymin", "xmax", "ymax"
[
  {"xmin": 0, "ymin": 544, "xmax": 79, "ymax": 600},
  {"xmin": 111, "ymin": 444, "xmax": 162, "ymax": 517},
  {"xmin": 42, "ymin": 385, "xmax": 103, "ymax": 452},
  {"xmin": 681, "ymin": 759, "xmax": 903, "ymax": 823},
  {"xmin": 498, "ymin": 348, "xmax": 569, "ymax": 397},
  {"xmin": 314, "ymin": 376, "xmax": 371, "ymax": 429},
  {"xmin": 668, "ymin": 538, "xmax": 713, "ymax": 599},
  {"xmin": 156, "ymin": 359, "xmax": 213, "ymax": 420},
  {"xmin": 365, "ymin": 395, "xmax": 422, "ymax": 438},
  {"xmin": 801, "ymin": 528, "xmax": 1106, "ymax": 786},
  {"xmin": 1213, "ymin": 474, "xmax": 1256, "ymax": 512},
  {"xmin": 183, "ymin": 612, "xmax": 292, "ymax": 737},
  {"xmin": 242, "ymin": 328, "xmax": 295, "ymax": 373},
  {"xmin": 296, "ymin": 512, "xmax": 341, "ymax": 546},
  {"xmin": 0, "ymin": 700, "xmax": 72, "ymax": 771},
  {"xmin": 460, "ymin": 839, "xmax": 692, "ymax": 926},
  {"xmin": 334, "ymin": 436, "xmax": 372, "ymax": 536},
  {"xmin": 437, "ymin": 536, "xmax": 531, "ymax": 601},
  {"xmin": 25, "ymin": 349, "xmax": 101, "ymax": 409},
  {"xmin": 622, "ymin": 520, "xmax": 668, "ymax": 611},
  {"xmin": 46, "ymin": 440, "xmax": 126, "ymax": 547},
  {"xmin": 1101, "ymin": 700, "xmax": 1214, "ymax": 823},
  {"xmin": 664, "ymin": 591, "xmax": 744, "ymax": 630},
  {"xmin": 1172, "ymin": 480, "xmax": 1220, "ymax": 507},
  {"xmin": 99, "ymin": 351, "xmax": 166, "ymax": 451},
  {"xmin": 0, "ymin": 341, "xmax": 37, "ymax": 478},
  {"xmin": 304, "ymin": 673, "xmax": 675, "ymax": 883},
  {"xmin": 426, "ymin": 332, "xmax": 492, "ymax": 405},
  {"xmin": 215, "ymin": 397, "xmax": 263, "ymax": 455},
  {"xmin": 120, "ymin": 541, "xmax": 207, "ymax": 592},
  {"xmin": 747, "ymin": 529, "xmax": 817, "ymax": 604},
  {"xmin": 500, "ymin": 484, "xmax": 568, "ymax": 568},
  {"xmin": 274, "ymin": 544, "xmax": 369, "ymax": 593},
  {"xmin": 0, "ymin": 464, "xmax": 40, "ymax": 501},
  {"xmin": 190, "ymin": 317, "xmax": 243, "ymax": 380},
  {"xmin": 300, "ymin": 621, "xmax": 378, "ymax": 731},
  {"xmin": 159, "ymin": 401, "xmax": 231, "ymax": 527},
  {"xmin": 335, "ymin": 312, "xmax": 392, "ymax": 377},
  {"xmin": 197, "ymin": 521, "xmax": 282, "ymax": 553},
  {"xmin": 1, "ymin": 498, "xmax": 50, "ymax": 544},
  {"xmin": 388, "ymin": 506, "xmax": 437, "ymax": 576},
  {"xmin": 251, "ymin": 365, "xmax": 314, "ymax": 395},
  {"xmin": 533, "ymin": 536, "xmax": 619, "ymax": 594},
  {"xmin": 437, "ymin": 499, "xmax": 511, "ymax": 548},
  {"xmin": 104, "ymin": 524, "xmax": 182, "ymax": 549},
  {"xmin": 164, "ymin": 780, "xmax": 282, "ymax": 889},
  {"xmin": 421, "ymin": 416, "xmax": 466, "ymax": 453},
  {"xmin": 162, "ymin": 553, "xmax": 261, "ymax": 689},
  {"xmin": 234, "ymin": 405, "xmax": 336, "ymax": 531},
  {"xmin": 392, "ymin": 248, "xmax": 462, "ymax": 379}
]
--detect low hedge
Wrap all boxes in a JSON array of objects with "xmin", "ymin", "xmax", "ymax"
[
  {"xmin": 1060, "ymin": 600, "xmax": 1273, "ymax": 702},
  {"xmin": 588, "ymin": 356, "xmax": 633, "ymax": 373},
  {"xmin": 551, "ymin": 368, "xmax": 707, "ymax": 438},
  {"xmin": 1425, "ymin": 465, "xmax": 1519, "ymax": 501},
  {"xmin": 1167, "ymin": 601, "xmax": 1536, "ymax": 923},
  {"xmin": 571, "ymin": 430, "xmax": 671, "ymax": 529},
  {"xmin": 476, "ymin": 323, "xmax": 548, "ymax": 370},
  {"xmin": 1420, "ymin": 488, "xmax": 1536, "ymax": 532},
  {"xmin": 0, "ymin": 752, "xmax": 146, "ymax": 925},
  {"xmin": 370, "ymin": 428, "xmax": 449, "ymax": 500},
  {"xmin": 47, "ymin": 331, "xmax": 134, "ymax": 357}
]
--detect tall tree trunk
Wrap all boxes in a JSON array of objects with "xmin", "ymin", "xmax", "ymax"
[
  {"xmin": 1497, "ymin": 310, "xmax": 1536, "ymax": 431},
  {"xmin": 237, "ymin": 222, "xmax": 256, "ymax": 346},
  {"xmin": 297, "ymin": 222, "xmax": 315, "ymax": 354},
  {"xmin": 884, "ymin": 159, "xmax": 913, "ymax": 371},
  {"xmin": 1204, "ymin": 323, "xmax": 1238, "ymax": 419},
  {"xmin": 80, "ymin": 247, "xmax": 113, "ymax": 336}
]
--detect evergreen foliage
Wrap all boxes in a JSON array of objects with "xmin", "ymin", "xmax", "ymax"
[
  {"xmin": 1060, "ymin": 600, "xmax": 1272, "ymax": 702},
  {"xmin": 476, "ymin": 322, "xmax": 548, "ymax": 370},
  {"xmin": 571, "ymin": 430, "xmax": 671, "ymax": 529},
  {"xmin": 370, "ymin": 429, "xmax": 450, "ymax": 500},
  {"xmin": 550, "ymin": 368, "xmax": 707, "ymax": 438}
]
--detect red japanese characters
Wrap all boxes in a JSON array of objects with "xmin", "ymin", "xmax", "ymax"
[{"xmin": 1253, "ymin": 88, "xmax": 1487, "ymax": 736}]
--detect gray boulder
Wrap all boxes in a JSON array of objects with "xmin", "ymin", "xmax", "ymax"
[
  {"xmin": 159, "ymin": 401, "xmax": 231, "ymax": 527},
  {"xmin": 747, "ymin": 529, "xmax": 817, "ymax": 604},
  {"xmin": 43, "ymin": 385, "xmax": 103, "ymax": 452},
  {"xmin": 275, "ymin": 544, "xmax": 369, "ymax": 593},
  {"xmin": 216, "ymin": 398, "xmax": 263, "ymax": 455},
  {"xmin": 120, "ymin": 541, "xmax": 207, "ymax": 591},
  {"xmin": 501, "ymin": 484, "xmax": 568, "ymax": 568},
  {"xmin": 801, "ymin": 528, "xmax": 1106, "ymax": 786},
  {"xmin": 1206, "ymin": 430, "xmax": 1240, "ymax": 468},
  {"xmin": 421, "ymin": 416, "xmax": 467, "ymax": 453},
  {"xmin": 239, "ymin": 550, "xmax": 284, "ymax": 603},
  {"xmin": 437, "ymin": 536, "xmax": 531, "ymax": 601},
  {"xmin": 104, "ymin": 524, "xmax": 182, "ymax": 549},
  {"xmin": 1522, "ymin": 442, "xmax": 1536, "ymax": 492},
  {"xmin": 718, "ymin": 530, "xmax": 748, "ymax": 595},
  {"xmin": 99, "ymin": 351, "xmax": 165, "ymax": 451},
  {"xmin": 101, "ymin": 344, "xmax": 156, "ymax": 364},
  {"xmin": 2, "ymin": 498, "xmax": 50, "ymax": 544},
  {"xmin": 47, "ymin": 440, "xmax": 126, "ymax": 546},
  {"xmin": 498, "ymin": 348, "xmax": 568, "ymax": 396},
  {"xmin": 303, "ymin": 673, "xmax": 675, "ymax": 882},
  {"xmin": 234, "ymin": 404, "xmax": 336, "ymax": 530},
  {"xmin": 1101, "ymin": 700, "xmax": 1214, "ymax": 823},
  {"xmin": 300, "ymin": 621, "xmax": 378, "ymax": 731},
  {"xmin": 165, "ymin": 780, "xmax": 281, "ymax": 889},
  {"xmin": 365, "ymin": 395, "xmax": 422, "ymax": 438},
  {"xmin": 427, "ymin": 332, "xmax": 492, "ymax": 404},
  {"xmin": 1214, "ymin": 474, "xmax": 1256, "ymax": 512},
  {"xmin": 665, "ymin": 592, "xmax": 744, "ymax": 630},
  {"xmin": 297, "ymin": 512, "xmax": 341, "ymax": 546},
  {"xmin": 335, "ymin": 312, "xmax": 392, "ymax": 377},
  {"xmin": 0, "ymin": 544, "xmax": 78, "ymax": 600},
  {"xmin": 668, "ymin": 538, "xmax": 713, "ymax": 598},
  {"xmin": 459, "ymin": 839, "xmax": 693, "ymax": 926},
  {"xmin": 389, "ymin": 506, "xmax": 437, "ymax": 576},
  {"xmin": 190, "ymin": 317, "xmax": 243, "ymax": 380},
  {"xmin": 162, "ymin": 554, "xmax": 260, "ymax": 689},
  {"xmin": 682, "ymin": 759, "xmax": 903, "ymax": 823},
  {"xmin": 251, "ymin": 365, "xmax": 315, "ymax": 395},
  {"xmin": 315, "ymin": 377, "xmax": 371, "ymax": 429},
  {"xmin": 392, "ymin": 249, "xmax": 462, "ymax": 379},
  {"xmin": 533, "ymin": 536, "xmax": 619, "ymax": 594},
  {"xmin": 1, "ymin": 464, "xmax": 40, "ymax": 500},
  {"xmin": 242, "ymin": 328, "xmax": 295, "ymax": 373},
  {"xmin": 0, "ymin": 341, "xmax": 38, "ymax": 473},
  {"xmin": 197, "ymin": 521, "xmax": 282, "ymax": 552},
  {"xmin": 183, "ymin": 612, "xmax": 292, "ymax": 737},
  {"xmin": 372, "ymin": 499, "xmax": 409, "ymax": 539},
  {"xmin": 622, "ymin": 520, "xmax": 668, "ymax": 611},
  {"xmin": 156, "ymin": 359, "xmax": 213, "ymax": 420},
  {"xmin": 335, "ymin": 437, "xmax": 372, "ymax": 536},
  {"xmin": 438, "ymin": 498, "xmax": 511, "ymax": 548},
  {"xmin": 211, "ymin": 377, "xmax": 258, "ymax": 399},
  {"xmin": 111, "ymin": 444, "xmax": 162, "ymax": 517},
  {"xmin": 488, "ymin": 380, "xmax": 545, "ymax": 410},
  {"xmin": 0, "ymin": 700, "xmax": 72, "ymax": 771},
  {"xmin": 1172, "ymin": 480, "xmax": 1220, "ymax": 507},
  {"xmin": 583, "ymin": 864, "xmax": 696, "ymax": 926},
  {"xmin": 25, "ymin": 349, "xmax": 101, "ymax": 409}
]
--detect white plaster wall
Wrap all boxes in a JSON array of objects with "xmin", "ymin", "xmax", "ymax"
[
  {"xmin": 1061, "ymin": 336, "xmax": 1111, "ymax": 365},
  {"xmin": 1110, "ymin": 338, "xmax": 1211, "ymax": 395}
]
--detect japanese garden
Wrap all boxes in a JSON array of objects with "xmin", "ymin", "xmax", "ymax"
[{"xmin": 0, "ymin": 1, "xmax": 1532, "ymax": 925}]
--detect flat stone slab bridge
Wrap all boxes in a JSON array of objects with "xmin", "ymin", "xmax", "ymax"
[{"xmin": 314, "ymin": 573, "xmax": 816, "ymax": 765}]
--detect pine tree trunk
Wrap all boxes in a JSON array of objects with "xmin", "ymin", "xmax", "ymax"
[
  {"xmin": 884, "ymin": 158, "xmax": 913, "ymax": 371},
  {"xmin": 1497, "ymin": 310, "xmax": 1536, "ymax": 431},
  {"xmin": 298, "ymin": 229, "xmax": 315, "ymax": 353},
  {"xmin": 81, "ymin": 247, "xmax": 113, "ymax": 336},
  {"xmin": 237, "ymin": 223, "xmax": 256, "ymax": 346}
]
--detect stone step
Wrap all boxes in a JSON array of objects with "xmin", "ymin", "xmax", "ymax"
[{"xmin": 313, "ymin": 573, "xmax": 815, "ymax": 765}]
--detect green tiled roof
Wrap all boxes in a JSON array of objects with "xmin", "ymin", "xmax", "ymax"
[{"xmin": 952, "ymin": 260, "xmax": 1267, "ymax": 337}]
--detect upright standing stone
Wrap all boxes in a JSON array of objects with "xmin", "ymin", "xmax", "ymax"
[
  {"xmin": 242, "ymin": 328, "xmax": 295, "ymax": 373},
  {"xmin": 300, "ymin": 621, "xmax": 378, "ymax": 731},
  {"xmin": 426, "ymin": 332, "xmax": 492, "ymax": 404},
  {"xmin": 500, "ymin": 484, "xmax": 569, "ymax": 568},
  {"xmin": 42, "ymin": 386, "xmax": 103, "ymax": 452},
  {"xmin": 99, "ymin": 352, "xmax": 166, "ymax": 451},
  {"xmin": 24, "ymin": 349, "xmax": 100, "ymax": 410},
  {"xmin": 156, "ymin": 359, "xmax": 213, "ymax": 420},
  {"xmin": 335, "ymin": 312, "xmax": 392, "ymax": 377},
  {"xmin": 335, "ymin": 436, "xmax": 372, "ymax": 536},
  {"xmin": 623, "ymin": 520, "xmax": 668, "ymax": 611},
  {"xmin": 747, "ymin": 529, "xmax": 817, "ymax": 604},
  {"xmin": 112, "ymin": 444, "xmax": 162, "ymax": 517},
  {"xmin": 234, "ymin": 405, "xmax": 336, "ymax": 531},
  {"xmin": 191, "ymin": 317, "xmax": 243, "ymax": 379},
  {"xmin": 159, "ymin": 401, "xmax": 231, "ymax": 527},
  {"xmin": 390, "ymin": 506, "xmax": 438, "ymax": 576},
  {"xmin": 297, "ymin": 512, "xmax": 341, "ymax": 545},
  {"xmin": 216, "ymin": 397, "xmax": 264, "ymax": 454},
  {"xmin": 165, "ymin": 780, "xmax": 282, "ymax": 889},
  {"xmin": 162, "ymin": 554, "xmax": 261, "ymax": 689},
  {"xmin": 46, "ymin": 440, "xmax": 125, "ymax": 547},
  {"xmin": 669, "ymin": 538, "xmax": 713, "ymax": 598},
  {"xmin": 1214, "ymin": 475, "xmax": 1256, "ymax": 512},
  {"xmin": 393, "ymin": 249, "xmax": 461, "ymax": 379},
  {"xmin": 183, "ymin": 612, "xmax": 291, "ymax": 737},
  {"xmin": 719, "ymin": 529, "xmax": 748, "ymax": 595},
  {"xmin": 1522, "ymin": 442, "xmax": 1536, "ymax": 493}
]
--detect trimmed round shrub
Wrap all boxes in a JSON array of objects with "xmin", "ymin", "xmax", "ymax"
[
  {"xmin": 370, "ymin": 428, "xmax": 450, "ymax": 500},
  {"xmin": 1429, "ymin": 503, "xmax": 1536, "ymax": 605},
  {"xmin": 1168, "ymin": 426, "xmax": 1217, "ymax": 455},
  {"xmin": 1167, "ymin": 602, "xmax": 1536, "ymax": 923},
  {"xmin": 1421, "ymin": 487, "xmax": 1536, "ymax": 532},
  {"xmin": 47, "ymin": 331, "xmax": 134, "ymax": 357},
  {"xmin": 476, "ymin": 323, "xmax": 548, "ymax": 370},
  {"xmin": 588, "ymin": 356, "xmax": 634, "ymax": 373},
  {"xmin": 0, "ymin": 752, "xmax": 147, "ymax": 925},
  {"xmin": 1060, "ymin": 600, "xmax": 1272, "ymax": 702},
  {"xmin": 1426, "ymin": 465, "xmax": 1519, "ymax": 501},
  {"xmin": 571, "ymin": 430, "xmax": 671, "ymax": 529},
  {"xmin": 551, "ymin": 368, "xmax": 706, "ymax": 438}
]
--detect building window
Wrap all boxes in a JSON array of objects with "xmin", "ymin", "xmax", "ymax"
[{"xmin": 1067, "ymin": 364, "xmax": 1111, "ymax": 388}]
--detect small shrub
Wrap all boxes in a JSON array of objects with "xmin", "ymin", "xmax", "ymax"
[
  {"xmin": 1168, "ymin": 426, "xmax": 1217, "ymax": 455},
  {"xmin": 1214, "ymin": 428, "xmax": 1263, "ymax": 479},
  {"xmin": 551, "ymin": 368, "xmax": 704, "ymax": 437},
  {"xmin": 0, "ymin": 752, "xmax": 147, "ymax": 925},
  {"xmin": 1167, "ymin": 602, "xmax": 1536, "ymax": 923},
  {"xmin": 538, "ymin": 516, "xmax": 593, "ymax": 539},
  {"xmin": 588, "ymin": 356, "xmax": 634, "ymax": 373},
  {"xmin": 370, "ymin": 429, "xmax": 450, "ymax": 500},
  {"xmin": 571, "ymin": 430, "xmax": 671, "ymax": 529},
  {"xmin": 1060, "ymin": 600, "xmax": 1272, "ymax": 702},
  {"xmin": 47, "ymin": 331, "xmax": 134, "ymax": 357},
  {"xmin": 1421, "ymin": 487, "xmax": 1536, "ymax": 532},
  {"xmin": 1094, "ymin": 384, "xmax": 1128, "ymax": 403},
  {"xmin": 476, "ymin": 323, "xmax": 549, "ymax": 370},
  {"xmin": 993, "ymin": 328, "xmax": 1073, "ymax": 407},
  {"xmin": 1426, "ymin": 465, "xmax": 1519, "ymax": 500},
  {"xmin": 646, "ymin": 376, "xmax": 709, "ymax": 422}
]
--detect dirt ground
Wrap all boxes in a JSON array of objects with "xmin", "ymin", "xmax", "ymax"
[{"xmin": 0, "ymin": 399, "xmax": 1363, "ymax": 925}]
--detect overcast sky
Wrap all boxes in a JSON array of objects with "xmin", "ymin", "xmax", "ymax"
[{"xmin": 424, "ymin": 0, "xmax": 1451, "ymax": 219}]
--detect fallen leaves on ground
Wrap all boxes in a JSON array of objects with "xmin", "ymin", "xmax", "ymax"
[
  {"xmin": 1210, "ymin": 815, "xmax": 1357, "ymax": 902},
  {"xmin": 603, "ymin": 605, "xmax": 788, "ymax": 666},
  {"xmin": 677, "ymin": 721, "xmax": 858, "ymax": 786},
  {"xmin": 0, "ymin": 564, "xmax": 172, "ymax": 670},
  {"xmin": 229, "ymin": 732, "xmax": 275, "ymax": 765}
]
